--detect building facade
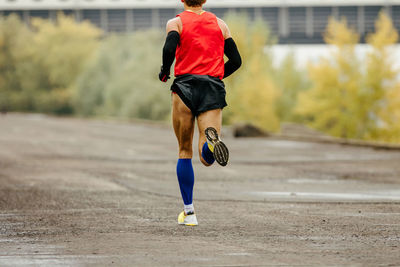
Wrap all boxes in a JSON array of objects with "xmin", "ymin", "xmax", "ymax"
[{"xmin": 1, "ymin": 0, "xmax": 400, "ymax": 44}]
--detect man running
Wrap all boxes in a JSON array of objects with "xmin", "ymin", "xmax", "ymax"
[{"xmin": 159, "ymin": 0, "xmax": 242, "ymax": 226}]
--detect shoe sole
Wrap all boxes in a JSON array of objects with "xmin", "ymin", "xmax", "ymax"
[
  {"xmin": 179, "ymin": 223, "xmax": 198, "ymax": 226},
  {"xmin": 205, "ymin": 127, "xmax": 229, "ymax": 167},
  {"xmin": 178, "ymin": 213, "xmax": 198, "ymax": 226}
]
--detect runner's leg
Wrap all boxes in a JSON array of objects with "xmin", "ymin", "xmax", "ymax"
[
  {"xmin": 172, "ymin": 94, "xmax": 196, "ymax": 214},
  {"xmin": 197, "ymin": 109, "xmax": 222, "ymax": 166},
  {"xmin": 172, "ymin": 93, "xmax": 194, "ymax": 159}
]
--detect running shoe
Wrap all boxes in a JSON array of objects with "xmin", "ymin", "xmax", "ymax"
[
  {"xmin": 178, "ymin": 211, "xmax": 198, "ymax": 226},
  {"xmin": 205, "ymin": 127, "xmax": 229, "ymax": 166}
]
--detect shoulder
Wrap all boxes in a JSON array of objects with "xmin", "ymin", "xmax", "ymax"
[
  {"xmin": 166, "ymin": 17, "xmax": 182, "ymax": 34},
  {"xmin": 216, "ymin": 18, "xmax": 232, "ymax": 40}
]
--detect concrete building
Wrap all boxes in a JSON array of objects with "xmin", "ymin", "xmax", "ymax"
[{"xmin": 1, "ymin": 0, "xmax": 400, "ymax": 43}]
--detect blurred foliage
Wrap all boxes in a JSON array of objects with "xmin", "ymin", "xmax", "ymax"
[
  {"xmin": 0, "ymin": 14, "xmax": 35, "ymax": 111},
  {"xmin": 2, "ymin": 11, "xmax": 400, "ymax": 144},
  {"xmin": 274, "ymin": 51, "xmax": 311, "ymax": 122},
  {"xmin": 32, "ymin": 14, "xmax": 102, "ymax": 90},
  {"xmin": 296, "ymin": 17, "xmax": 364, "ymax": 139},
  {"xmin": 364, "ymin": 12, "xmax": 400, "ymax": 143},
  {"xmin": 73, "ymin": 31, "xmax": 171, "ymax": 120},
  {"xmin": 223, "ymin": 13, "xmax": 281, "ymax": 132},
  {"xmin": 0, "ymin": 14, "xmax": 101, "ymax": 114},
  {"xmin": 296, "ymin": 12, "xmax": 400, "ymax": 143}
]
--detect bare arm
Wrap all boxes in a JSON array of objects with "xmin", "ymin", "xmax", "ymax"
[
  {"xmin": 217, "ymin": 18, "xmax": 232, "ymax": 39},
  {"xmin": 166, "ymin": 17, "xmax": 182, "ymax": 34}
]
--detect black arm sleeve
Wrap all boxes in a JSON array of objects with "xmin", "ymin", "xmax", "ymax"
[
  {"xmin": 223, "ymin": 38, "xmax": 242, "ymax": 79},
  {"xmin": 161, "ymin": 31, "xmax": 180, "ymax": 74}
]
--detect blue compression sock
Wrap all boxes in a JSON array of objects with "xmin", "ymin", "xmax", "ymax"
[
  {"xmin": 201, "ymin": 142, "xmax": 215, "ymax": 165},
  {"xmin": 176, "ymin": 159, "xmax": 195, "ymax": 205}
]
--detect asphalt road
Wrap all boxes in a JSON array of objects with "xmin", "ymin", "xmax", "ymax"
[{"xmin": 1, "ymin": 114, "xmax": 400, "ymax": 266}]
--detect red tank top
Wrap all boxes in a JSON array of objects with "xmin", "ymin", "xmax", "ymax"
[{"xmin": 174, "ymin": 11, "xmax": 225, "ymax": 80}]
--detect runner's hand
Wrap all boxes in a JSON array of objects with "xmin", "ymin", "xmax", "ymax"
[{"xmin": 159, "ymin": 66, "xmax": 170, "ymax": 82}]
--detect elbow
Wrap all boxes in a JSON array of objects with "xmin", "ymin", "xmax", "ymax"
[
  {"xmin": 233, "ymin": 56, "xmax": 242, "ymax": 70},
  {"xmin": 236, "ymin": 56, "xmax": 242, "ymax": 69}
]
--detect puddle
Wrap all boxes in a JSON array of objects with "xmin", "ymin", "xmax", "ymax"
[
  {"xmin": 287, "ymin": 178, "xmax": 339, "ymax": 184},
  {"xmin": 225, "ymin": 252, "xmax": 252, "ymax": 256},
  {"xmin": 0, "ymin": 255, "xmax": 110, "ymax": 267},
  {"xmin": 251, "ymin": 191, "xmax": 400, "ymax": 201}
]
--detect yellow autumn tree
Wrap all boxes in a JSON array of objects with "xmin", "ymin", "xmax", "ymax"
[
  {"xmin": 223, "ymin": 14, "xmax": 280, "ymax": 132},
  {"xmin": 0, "ymin": 14, "xmax": 36, "ymax": 111},
  {"xmin": 379, "ymin": 84, "xmax": 400, "ymax": 143},
  {"xmin": 296, "ymin": 18, "xmax": 364, "ymax": 138},
  {"xmin": 1, "ymin": 13, "xmax": 102, "ymax": 114},
  {"xmin": 31, "ymin": 14, "xmax": 102, "ymax": 114},
  {"xmin": 32, "ymin": 14, "xmax": 102, "ymax": 88},
  {"xmin": 363, "ymin": 12, "xmax": 400, "ymax": 143}
]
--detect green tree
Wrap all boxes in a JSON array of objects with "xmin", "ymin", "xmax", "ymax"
[
  {"xmin": 296, "ymin": 18, "xmax": 364, "ymax": 138},
  {"xmin": 275, "ymin": 51, "xmax": 311, "ymax": 122},
  {"xmin": 74, "ymin": 31, "xmax": 171, "ymax": 121},
  {"xmin": 224, "ymin": 14, "xmax": 280, "ymax": 132}
]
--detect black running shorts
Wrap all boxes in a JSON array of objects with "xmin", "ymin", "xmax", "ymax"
[{"xmin": 171, "ymin": 74, "xmax": 227, "ymax": 116}]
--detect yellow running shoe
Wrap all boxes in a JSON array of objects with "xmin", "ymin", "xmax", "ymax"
[{"xmin": 178, "ymin": 211, "xmax": 198, "ymax": 226}]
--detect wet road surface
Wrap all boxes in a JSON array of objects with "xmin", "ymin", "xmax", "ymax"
[{"xmin": 1, "ymin": 114, "xmax": 400, "ymax": 266}]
